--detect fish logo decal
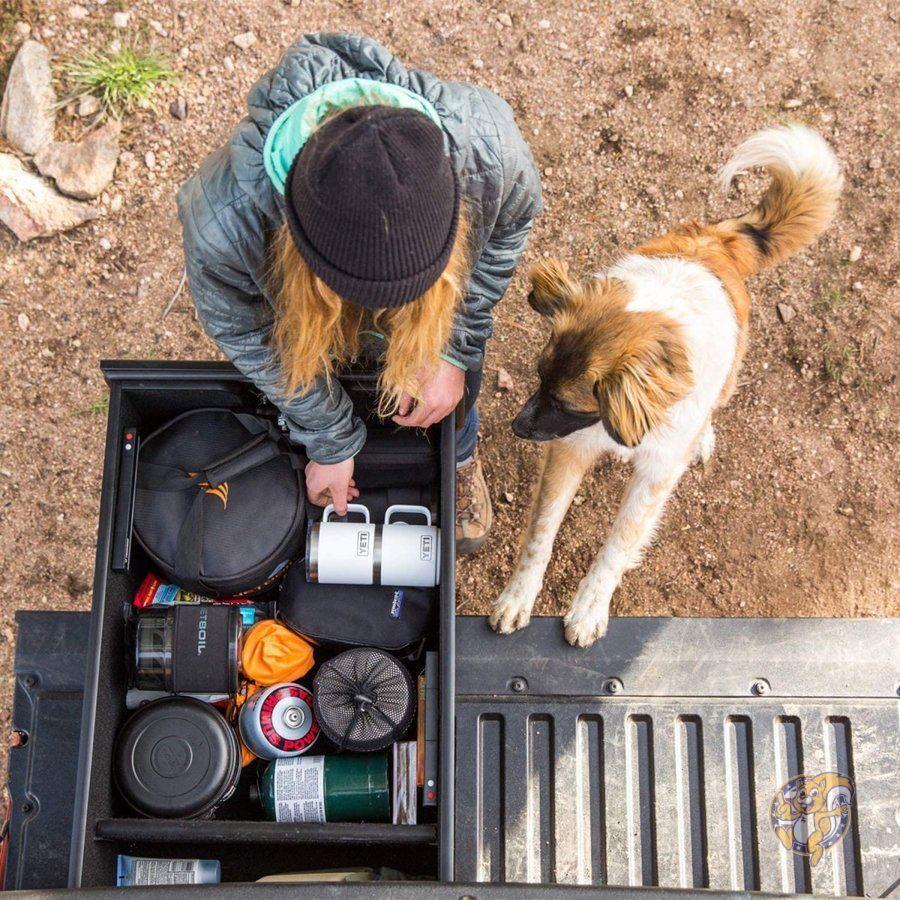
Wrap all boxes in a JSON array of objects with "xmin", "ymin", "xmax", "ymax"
[{"xmin": 770, "ymin": 772, "xmax": 854, "ymax": 865}]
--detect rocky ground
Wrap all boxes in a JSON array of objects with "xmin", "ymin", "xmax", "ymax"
[{"xmin": 0, "ymin": 0, "xmax": 897, "ymax": 793}]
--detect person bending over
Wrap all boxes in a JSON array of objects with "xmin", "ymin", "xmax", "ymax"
[{"xmin": 178, "ymin": 33, "xmax": 541, "ymax": 553}]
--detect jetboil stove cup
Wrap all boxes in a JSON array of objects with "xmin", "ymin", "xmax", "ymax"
[
  {"xmin": 306, "ymin": 503, "xmax": 440, "ymax": 587},
  {"xmin": 133, "ymin": 605, "xmax": 242, "ymax": 695}
]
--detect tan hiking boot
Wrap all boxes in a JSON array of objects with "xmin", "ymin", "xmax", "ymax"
[{"xmin": 456, "ymin": 451, "xmax": 492, "ymax": 556}]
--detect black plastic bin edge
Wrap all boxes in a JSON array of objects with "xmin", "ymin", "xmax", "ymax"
[
  {"xmin": 438, "ymin": 396, "xmax": 456, "ymax": 882},
  {"xmin": 68, "ymin": 360, "xmax": 457, "ymax": 887}
]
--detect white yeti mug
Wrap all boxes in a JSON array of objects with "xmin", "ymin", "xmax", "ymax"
[{"xmin": 306, "ymin": 503, "xmax": 440, "ymax": 587}]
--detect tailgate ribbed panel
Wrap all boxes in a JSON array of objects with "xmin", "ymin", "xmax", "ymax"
[{"xmin": 455, "ymin": 618, "xmax": 900, "ymax": 896}]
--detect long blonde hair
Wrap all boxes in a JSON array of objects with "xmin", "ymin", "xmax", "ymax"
[{"xmin": 271, "ymin": 214, "xmax": 469, "ymax": 417}]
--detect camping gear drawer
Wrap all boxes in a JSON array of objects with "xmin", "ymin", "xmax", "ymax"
[{"xmin": 67, "ymin": 361, "xmax": 457, "ymax": 887}]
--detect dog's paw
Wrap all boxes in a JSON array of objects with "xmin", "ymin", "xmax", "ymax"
[
  {"xmin": 563, "ymin": 604, "xmax": 610, "ymax": 648},
  {"xmin": 694, "ymin": 422, "xmax": 715, "ymax": 469},
  {"xmin": 489, "ymin": 588, "xmax": 535, "ymax": 635}
]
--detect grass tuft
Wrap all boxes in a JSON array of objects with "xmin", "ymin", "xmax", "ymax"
[
  {"xmin": 823, "ymin": 342, "xmax": 859, "ymax": 384},
  {"xmin": 62, "ymin": 45, "xmax": 178, "ymax": 117},
  {"xmin": 79, "ymin": 396, "xmax": 110, "ymax": 417},
  {"xmin": 816, "ymin": 285, "xmax": 844, "ymax": 315}
]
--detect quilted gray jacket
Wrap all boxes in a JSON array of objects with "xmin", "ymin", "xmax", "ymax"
[{"xmin": 177, "ymin": 33, "xmax": 541, "ymax": 463}]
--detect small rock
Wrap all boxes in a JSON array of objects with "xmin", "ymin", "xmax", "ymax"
[
  {"xmin": 867, "ymin": 155, "xmax": 882, "ymax": 170},
  {"xmin": 782, "ymin": 98, "xmax": 803, "ymax": 109},
  {"xmin": 144, "ymin": 150, "xmax": 156, "ymax": 169},
  {"xmin": 851, "ymin": 281, "xmax": 863, "ymax": 292},
  {"xmin": 502, "ymin": 491, "xmax": 515, "ymax": 503},
  {"xmin": 624, "ymin": 83, "xmax": 634, "ymax": 97},
  {"xmin": 776, "ymin": 302, "xmax": 796, "ymax": 323},
  {"xmin": 17, "ymin": 312, "xmax": 30, "ymax": 331},
  {"xmin": 497, "ymin": 12, "xmax": 513, "ymax": 26},
  {"xmin": 111, "ymin": 10, "xmax": 129, "ymax": 28},
  {"xmin": 472, "ymin": 58, "xmax": 484, "ymax": 70},
  {"xmin": 496, "ymin": 367, "xmax": 514, "ymax": 391},
  {"xmin": 848, "ymin": 245, "xmax": 862, "ymax": 263},
  {"xmin": 65, "ymin": 573, "xmax": 91, "ymax": 597},
  {"xmin": 837, "ymin": 505, "xmax": 854, "ymax": 517},
  {"xmin": 284, "ymin": 0, "xmax": 300, "ymax": 5},
  {"xmin": 0, "ymin": 40, "xmax": 57, "ymax": 155},
  {"xmin": 179, "ymin": 46, "xmax": 190, "ymax": 60},
  {"xmin": 148, "ymin": 18, "xmax": 166, "ymax": 36},
  {"xmin": 13, "ymin": 21, "xmax": 31, "ymax": 38},
  {"xmin": 67, "ymin": 4, "xmax": 89, "ymax": 19},
  {"xmin": 538, "ymin": 18, "xmax": 551, "ymax": 29},
  {"xmin": 99, "ymin": 236, "xmax": 112, "ymax": 250},
  {"xmin": 169, "ymin": 97, "xmax": 188, "ymax": 120},
  {"xmin": 0, "ymin": 152, "xmax": 99, "ymax": 241},
  {"xmin": 34, "ymin": 121, "xmax": 120, "ymax": 200},
  {"xmin": 573, "ymin": 495, "xmax": 585, "ymax": 506},
  {"xmin": 77, "ymin": 94, "xmax": 101, "ymax": 117},
  {"xmin": 232, "ymin": 31, "xmax": 256, "ymax": 50},
  {"xmin": 118, "ymin": 149, "xmax": 136, "ymax": 168},
  {"xmin": 108, "ymin": 38, "xmax": 122, "ymax": 54},
  {"xmin": 109, "ymin": 194, "xmax": 123, "ymax": 213},
  {"xmin": 222, "ymin": 55, "xmax": 235, "ymax": 73}
]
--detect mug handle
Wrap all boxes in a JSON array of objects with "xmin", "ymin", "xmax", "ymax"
[
  {"xmin": 322, "ymin": 503, "xmax": 370, "ymax": 523},
  {"xmin": 384, "ymin": 504, "xmax": 432, "ymax": 527}
]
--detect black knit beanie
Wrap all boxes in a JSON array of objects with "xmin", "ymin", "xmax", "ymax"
[{"xmin": 283, "ymin": 105, "xmax": 460, "ymax": 309}]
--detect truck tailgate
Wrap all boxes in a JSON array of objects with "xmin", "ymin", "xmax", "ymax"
[{"xmin": 454, "ymin": 616, "xmax": 899, "ymax": 896}]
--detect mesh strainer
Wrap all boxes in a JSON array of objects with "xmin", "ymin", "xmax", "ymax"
[{"xmin": 312, "ymin": 648, "xmax": 415, "ymax": 752}]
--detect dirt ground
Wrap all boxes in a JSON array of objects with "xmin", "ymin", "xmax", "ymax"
[{"xmin": 0, "ymin": 0, "xmax": 897, "ymax": 781}]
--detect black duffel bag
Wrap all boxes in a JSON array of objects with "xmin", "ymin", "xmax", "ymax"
[{"xmin": 133, "ymin": 409, "xmax": 304, "ymax": 596}]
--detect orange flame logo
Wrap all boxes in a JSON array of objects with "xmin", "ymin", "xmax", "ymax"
[{"xmin": 188, "ymin": 474, "xmax": 229, "ymax": 510}]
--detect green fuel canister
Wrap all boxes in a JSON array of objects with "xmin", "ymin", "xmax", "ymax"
[{"xmin": 258, "ymin": 754, "xmax": 390, "ymax": 823}]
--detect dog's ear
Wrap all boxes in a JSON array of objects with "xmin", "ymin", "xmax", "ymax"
[
  {"xmin": 595, "ymin": 314, "xmax": 694, "ymax": 447},
  {"xmin": 528, "ymin": 258, "xmax": 579, "ymax": 317}
]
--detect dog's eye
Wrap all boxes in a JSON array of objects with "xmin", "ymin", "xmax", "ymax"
[{"xmin": 810, "ymin": 789, "xmax": 818, "ymax": 797}]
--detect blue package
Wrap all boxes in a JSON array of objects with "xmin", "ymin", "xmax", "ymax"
[{"xmin": 116, "ymin": 854, "xmax": 220, "ymax": 886}]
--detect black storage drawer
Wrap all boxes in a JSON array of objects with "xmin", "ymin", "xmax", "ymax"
[{"xmin": 68, "ymin": 361, "xmax": 457, "ymax": 887}]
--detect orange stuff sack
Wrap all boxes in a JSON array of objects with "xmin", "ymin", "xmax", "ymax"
[{"xmin": 241, "ymin": 620, "xmax": 314, "ymax": 686}]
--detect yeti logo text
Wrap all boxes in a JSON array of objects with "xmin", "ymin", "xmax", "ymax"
[{"xmin": 770, "ymin": 772, "xmax": 854, "ymax": 865}]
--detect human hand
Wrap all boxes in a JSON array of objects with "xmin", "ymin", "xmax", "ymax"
[
  {"xmin": 305, "ymin": 457, "xmax": 359, "ymax": 515},
  {"xmin": 392, "ymin": 358, "xmax": 466, "ymax": 429}
]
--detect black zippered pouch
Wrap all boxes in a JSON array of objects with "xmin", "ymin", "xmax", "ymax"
[{"xmin": 277, "ymin": 564, "xmax": 436, "ymax": 654}]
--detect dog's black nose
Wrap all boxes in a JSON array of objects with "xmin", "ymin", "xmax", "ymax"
[
  {"xmin": 512, "ymin": 393, "xmax": 540, "ymax": 439},
  {"xmin": 511, "ymin": 412, "xmax": 532, "ymax": 439}
]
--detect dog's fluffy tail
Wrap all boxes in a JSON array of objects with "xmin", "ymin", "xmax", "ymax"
[{"xmin": 719, "ymin": 124, "xmax": 842, "ymax": 275}]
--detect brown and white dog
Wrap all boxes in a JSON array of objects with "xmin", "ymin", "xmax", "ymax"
[{"xmin": 490, "ymin": 125, "xmax": 842, "ymax": 647}]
